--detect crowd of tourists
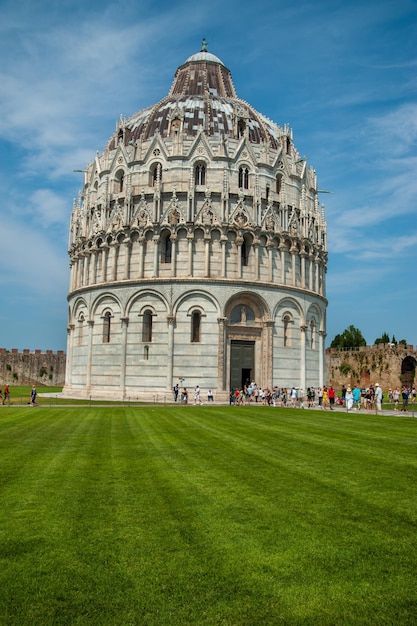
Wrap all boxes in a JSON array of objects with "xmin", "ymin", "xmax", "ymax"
[
  {"xmin": 342, "ymin": 384, "xmax": 415, "ymax": 412},
  {"xmin": 386, "ymin": 386, "xmax": 415, "ymax": 412},
  {"xmin": 157, "ymin": 380, "xmax": 414, "ymax": 411},
  {"xmin": 229, "ymin": 383, "xmax": 332, "ymax": 408},
  {"xmin": 227, "ymin": 382, "xmax": 416, "ymax": 411}
]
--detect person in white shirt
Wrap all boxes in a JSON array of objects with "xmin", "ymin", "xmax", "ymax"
[
  {"xmin": 374, "ymin": 383, "xmax": 383, "ymax": 414},
  {"xmin": 345, "ymin": 387, "xmax": 354, "ymax": 411}
]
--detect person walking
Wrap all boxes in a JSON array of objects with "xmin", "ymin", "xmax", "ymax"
[
  {"xmin": 393, "ymin": 387, "xmax": 400, "ymax": 411},
  {"xmin": 194, "ymin": 385, "xmax": 202, "ymax": 405},
  {"xmin": 352, "ymin": 385, "xmax": 361, "ymax": 410},
  {"xmin": 322, "ymin": 386, "xmax": 329, "ymax": 410},
  {"xmin": 30, "ymin": 385, "xmax": 37, "ymax": 406},
  {"xmin": 290, "ymin": 387, "xmax": 298, "ymax": 408},
  {"xmin": 317, "ymin": 387, "xmax": 323, "ymax": 408},
  {"xmin": 374, "ymin": 383, "xmax": 383, "ymax": 414},
  {"xmin": 401, "ymin": 387, "xmax": 409, "ymax": 412},
  {"xmin": 328, "ymin": 386, "xmax": 335, "ymax": 410},
  {"xmin": 173, "ymin": 383, "xmax": 179, "ymax": 402},
  {"xmin": 345, "ymin": 387, "xmax": 354, "ymax": 411}
]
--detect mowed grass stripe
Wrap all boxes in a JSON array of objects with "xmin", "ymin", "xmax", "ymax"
[{"xmin": 0, "ymin": 406, "xmax": 416, "ymax": 625}]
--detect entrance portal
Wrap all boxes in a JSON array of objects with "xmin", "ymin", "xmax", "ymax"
[
  {"xmin": 401, "ymin": 356, "xmax": 417, "ymax": 388},
  {"xmin": 230, "ymin": 340, "xmax": 255, "ymax": 390}
]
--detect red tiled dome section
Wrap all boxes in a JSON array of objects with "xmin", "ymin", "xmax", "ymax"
[{"xmin": 108, "ymin": 50, "xmax": 281, "ymax": 150}]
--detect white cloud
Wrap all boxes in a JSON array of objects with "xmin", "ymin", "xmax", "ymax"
[
  {"xmin": 0, "ymin": 216, "xmax": 68, "ymax": 295},
  {"xmin": 29, "ymin": 189, "xmax": 68, "ymax": 226},
  {"xmin": 367, "ymin": 103, "xmax": 417, "ymax": 156}
]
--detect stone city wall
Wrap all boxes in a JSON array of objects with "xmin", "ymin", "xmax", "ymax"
[
  {"xmin": 326, "ymin": 344, "xmax": 417, "ymax": 390},
  {"xmin": 1, "ymin": 343, "xmax": 416, "ymax": 392},
  {"xmin": 0, "ymin": 349, "xmax": 66, "ymax": 386}
]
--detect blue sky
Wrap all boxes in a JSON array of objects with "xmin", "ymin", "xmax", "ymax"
[{"xmin": 0, "ymin": 0, "xmax": 416, "ymax": 351}]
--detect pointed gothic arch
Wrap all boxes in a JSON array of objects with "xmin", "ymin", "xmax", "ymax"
[
  {"xmin": 238, "ymin": 166, "xmax": 249, "ymax": 189},
  {"xmin": 194, "ymin": 162, "xmax": 206, "ymax": 186}
]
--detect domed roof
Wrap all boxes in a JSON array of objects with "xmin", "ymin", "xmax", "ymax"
[
  {"xmin": 184, "ymin": 50, "xmax": 225, "ymax": 65},
  {"xmin": 109, "ymin": 43, "xmax": 282, "ymax": 150}
]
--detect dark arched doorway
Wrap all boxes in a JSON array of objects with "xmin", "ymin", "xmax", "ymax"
[
  {"xmin": 401, "ymin": 356, "xmax": 416, "ymax": 388},
  {"xmin": 225, "ymin": 296, "xmax": 269, "ymax": 391}
]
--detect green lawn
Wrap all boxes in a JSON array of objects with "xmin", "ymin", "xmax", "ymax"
[
  {"xmin": 2, "ymin": 386, "xmax": 137, "ymax": 406},
  {"xmin": 0, "ymin": 406, "xmax": 416, "ymax": 625},
  {"xmin": 1, "ymin": 385, "xmax": 64, "ymax": 405}
]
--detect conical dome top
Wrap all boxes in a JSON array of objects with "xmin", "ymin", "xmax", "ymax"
[
  {"xmin": 108, "ymin": 43, "xmax": 281, "ymax": 149},
  {"xmin": 169, "ymin": 45, "xmax": 236, "ymax": 98}
]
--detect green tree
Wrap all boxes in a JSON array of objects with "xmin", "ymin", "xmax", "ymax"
[
  {"xmin": 399, "ymin": 339, "xmax": 407, "ymax": 346},
  {"xmin": 375, "ymin": 332, "xmax": 390, "ymax": 345},
  {"xmin": 391, "ymin": 335, "xmax": 397, "ymax": 345},
  {"xmin": 330, "ymin": 325, "xmax": 367, "ymax": 349}
]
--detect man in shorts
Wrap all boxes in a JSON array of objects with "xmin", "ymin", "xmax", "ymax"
[{"xmin": 194, "ymin": 385, "xmax": 202, "ymax": 405}]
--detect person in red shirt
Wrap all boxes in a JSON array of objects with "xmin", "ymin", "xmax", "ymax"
[{"xmin": 328, "ymin": 386, "xmax": 335, "ymax": 410}]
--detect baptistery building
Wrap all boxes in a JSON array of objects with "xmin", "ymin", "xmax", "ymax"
[{"xmin": 64, "ymin": 43, "xmax": 328, "ymax": 401}]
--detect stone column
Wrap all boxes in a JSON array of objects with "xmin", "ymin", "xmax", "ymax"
[
  {"xmin": 187, "ymin": 233, "xmax": 194, "ymax": 276},
  {"xmin": 279, "ymin": 244, "xmax": 286, "ymax": 284},
  {"xmin": 221, "ymin": 238, "xmax": 227, "ymax": 278},
  {"xmin": 319, "ymin": 330, "xmax": 326, "ymax": 388},
  {"xmin": 72, "ymin": 258, "xmax": 78, "ymax": 290},
  {"xmin": 95, "ymin": 250, "xmax": 101, "ymax": 284},
  {"xmin": 300, "ymin": 324, "xmax": 307, "ymax": 390},
  {"xmin": 319, "ymin": 262, "xmax": 326, "ymax": 296},
  {"xmin": 217, "ymin": 317, "xmax": 228, "ymax": 391},
  {"xmin": 90, "ymin": 248, "xmax": 97, "ymax": 285},
  {"xmin": 75, "ymin": 256, "xmax": 82, "ymax": 289},
  {"xmin": 88, "ymin": 253, "xmax": 93, "ymax": 286},
  {"xmin": 111, "ymin": 242, "xmax": 118, "ymax": 281},
  {"xmin": 102, "ymin": 245, "xmax": 109, "ymax": 283},
  {"xmin": 315, "ymin": 255, "xmax": 320, "ymax": 293},
  {"xmin": 86, "ymin": 320, "xmax": 94, "ymax": 393},
  {"xmin": 83, "ymin": 253, "xmax": 89, "ymax": 286},
  {"xmin": 319, "ymin": 264, "xmax": 323, "ymax": 295},
  {"xmin": 120, "ymin": 317, "xmax": 128, "ymax": 398},
  {"xmin": 309, "ymin": 253, "xmax": 314, "ymax": 290},
  {"xmin": 300, "ymin": 251, "xmax": 306, "ymax": 288},
  {"xmin": 167, "ymin": 315, "xmax": 175, "ymax": 390},
  {"xmin": 291, "ymin": 246, "xmax": 297, "ymax": 286},
  {"xmin": 253, "ymin": 241, "xmax": 259, "ymax": 281},
  {"xmin": 204, "ymin": 235, "xmax": 210, "ymax": 277},
  {"xmin": 78, "ymin": 258, "xmax": 83, "ymax": 289},
  {"xmin": 65, "ymin": 324, "xmax": 75, "ymax": 387},
  {"xmin": 267, "ymin": 243, "xmax": 274, "ymax": 282},
  {"xmin": 73, "ymin": 256, "xmax": 80, "ymax": 289},
  {"xmin": 265, "ymin": 320, "xmax": 274, "ymax": 388},
  {"xmin": 170, "ymin": 235, "xmax": 177, "ymax": 278},
  {"xmin": 153, "ymin": 235, "xmax": 159, "ymax": 277},
  {"xmin": 236, "ymin": 238, "xmax": 243, "ymax": 279},
  {"xmin": 138, "ymin": 237, "xmax": 145, "ymax": 278},
  {"xmin": 124, "ymin": 241, "xmax": 131, "ymax": 280}
]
